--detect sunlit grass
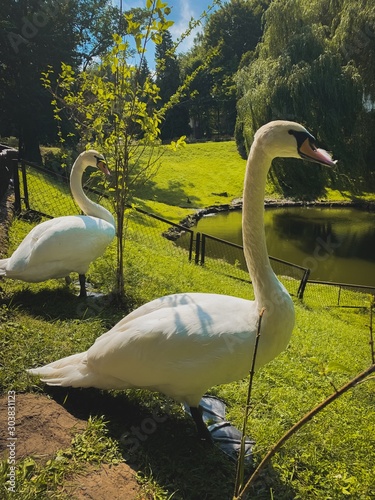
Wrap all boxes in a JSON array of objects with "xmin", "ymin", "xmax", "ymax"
[
  {"xmin": 1, "ymin": 208, "xmax": 374, "ymax": 499},
  {"xmin": 0, "ymin": 142, "xmax": 374, "ymax": 499}
]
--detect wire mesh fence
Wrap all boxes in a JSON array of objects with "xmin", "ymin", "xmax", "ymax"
[
  {"xmin": 124, "ymin": 206, "xmax": 195, "ymax": 264},
  {"xmin": 303, "ymin": 281, "xmax": 374, "ymax": 308},
  {"xmin": 14, "ymin": 159, "xmax": 195, "ymax": 269},
  {"xmin": 12, "ymin": 159, "xmax": 375, "ymax": 308},
  {"xmin": 17, "ymin": 161, "xmax": 76, "ymax": 218}
]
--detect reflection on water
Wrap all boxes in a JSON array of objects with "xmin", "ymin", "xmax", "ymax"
[{"xmin": 181, "ymin": 207, "xmax": 375, "ymax": 286}]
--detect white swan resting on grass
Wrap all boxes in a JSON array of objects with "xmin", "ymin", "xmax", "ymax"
[
  {"xmin": 0, "ymin": 150, "xmax": 115, "ymax": 297},
  {"xmin": 28, "ymin": 122, "xmax": 336, "ymax": 439}
]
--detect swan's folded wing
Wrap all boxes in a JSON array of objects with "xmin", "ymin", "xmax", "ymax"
[
  {"xmin": 86, "ymin": 294, "xmax": 257, "ymax": 394},
  {"xmin": 5, "ymin": 218, "xmax": 59, "ymax": 273},
  {"xmin": 7, "ymin": 216, "xmax": 114, "ymax": 274}
]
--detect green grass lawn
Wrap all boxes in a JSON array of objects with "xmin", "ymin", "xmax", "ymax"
[
  {"xmin": 131, "ymin": 140, "xmax": 249, "ymax": 223},
  {"xmin": 134, "ymin": 141, "xmax": 374, "ymax": 223},
  {"xmin": 0, "ymin": 141, "xmax": 374, "ymax": 499}
]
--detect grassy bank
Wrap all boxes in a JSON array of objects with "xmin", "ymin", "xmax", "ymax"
[
  {"xmin": 0, "ymin": 141, "xmax": 374, "ymax": 499},
  {"xmin": 133, "ymin": 140, "xmax": 374, "ymax": 222}
]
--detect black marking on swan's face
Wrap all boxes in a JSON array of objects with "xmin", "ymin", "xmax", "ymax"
[
  {"xmin": 288, "ymin": 129, "xmax": 316, "ymax": 157},
  {"xmin": 94, "ymin": 154, "xmax": 106, "ymax": 165},
  {"xmin": 288, "ymin": 128, "xmax": 336, "ymax": 167}
]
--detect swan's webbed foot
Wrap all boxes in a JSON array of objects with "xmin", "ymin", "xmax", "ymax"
[
  {"xmin": 78, "ymin": 274, "xmax": 87, "ymax": 298},
  {"xmin": 190, "ymin": 406, "xmax": 213, "ymax": 444}
]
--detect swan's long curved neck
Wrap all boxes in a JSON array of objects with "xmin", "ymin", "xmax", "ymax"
[
  {"xmin": 70, "ymin": 159, "xmax": 115, "ymax": 226},
  {"xmin": 242, "ymin": 144, "xmax": 280, "ymax": 304}
]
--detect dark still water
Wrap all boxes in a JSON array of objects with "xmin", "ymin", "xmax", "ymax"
[{"xmin": 185, "ymin": 207, "xmax": 375, "ymax": 286}]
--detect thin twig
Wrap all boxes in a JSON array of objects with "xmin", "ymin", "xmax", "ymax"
[
  {"xmin": 234, "ymin": 363, "xmax": 375, "ymax": 500},
  {"xmin": 234, "ymin": 307, "xmax": 265, "ymax": 497},
  {"xmin": 369, "ymin": 298, "xmax": 374, "ymax": 364}
]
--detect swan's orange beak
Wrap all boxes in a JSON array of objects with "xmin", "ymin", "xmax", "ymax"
[
  {"xmin": 97, "ymin": 160, "xmax": 111, "ymax": 177},
  {"xmin": 299, "ymin": 138, "xmax": 337, "ymax": 167}
]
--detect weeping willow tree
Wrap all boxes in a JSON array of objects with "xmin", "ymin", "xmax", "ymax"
[
  {"xmin": 235, "ymin": 0, "xmax": 370, "ymax": 198},
  {"xmin": 330, "ymin": 0, "xmax": 375, "ymax": 185}
]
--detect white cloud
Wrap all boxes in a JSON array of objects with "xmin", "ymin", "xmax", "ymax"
[
  {"xmin": 169, "ymin": 0, "xmax": 203, "ymax": 54},
  {"xmin": 113, "ymin": 1, "xmax": 211, "ymax": 57}
]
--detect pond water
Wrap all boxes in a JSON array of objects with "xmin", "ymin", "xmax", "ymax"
[{"xmin": 185, "ymin": 206, "xmax": 375, "ymax": 286}]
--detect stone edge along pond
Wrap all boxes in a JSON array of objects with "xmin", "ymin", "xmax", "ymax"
[{"xmin": 164, "ymin": 198, "xmax": 375, "ymax": 241}]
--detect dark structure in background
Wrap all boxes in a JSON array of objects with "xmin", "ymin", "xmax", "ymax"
[{"xmin": 0, "ymin": 145, "xmax": 17, "ymax": 202}]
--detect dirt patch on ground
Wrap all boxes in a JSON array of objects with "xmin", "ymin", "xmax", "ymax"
[
  {"xmin": 0, "ymin": 393, "xmax": 142, "ymax": 499},
  {"xmin": 0, "ymin": 393, "xmax": 86, "ymax": 462},
  {"xmin": 64, "ymin": 463, "xmax": 141, "ymax": 499}
]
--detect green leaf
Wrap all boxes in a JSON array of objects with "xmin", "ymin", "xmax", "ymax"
[{"xmin": 326, "ymin": 362, "xmax": 351, "ymax": 374}]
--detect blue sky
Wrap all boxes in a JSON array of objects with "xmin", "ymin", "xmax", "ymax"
[{"xmin": 120, "ymin": 1, "xmax": 219, "ymax": 54}]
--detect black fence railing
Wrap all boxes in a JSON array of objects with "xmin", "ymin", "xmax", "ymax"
[{"xmin": 196, "ymin": 232, "xmax": 310, "ymax": 299}]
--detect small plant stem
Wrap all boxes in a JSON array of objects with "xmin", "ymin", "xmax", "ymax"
[
  {"xmin": 370, "ymin": 299, "xmax": 374, "ymax": 364},
  {"xmin": 234, "ymin": 363, "xmax": 375, "ymax": 500},
  {"xmin": 234, "ymin": 307, "xmax": 265, "ymax": 498}
]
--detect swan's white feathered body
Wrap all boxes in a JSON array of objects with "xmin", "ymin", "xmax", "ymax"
[
  {"xmin": 0, "ymin": 215, "xmax": 114, "ymax": 282},
  {"xmin": 0, "ymin": 150, "xmax": 115, "ymax": 294},
  {"xmin": 30, "ymin": 291, "xmax": 293, "ymax": 406},
  {"xmin": 27, "ymin": 122, "xmax": 336, "ymax": 434}
]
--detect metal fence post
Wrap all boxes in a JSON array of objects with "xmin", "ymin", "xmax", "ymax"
[
  {"xmin": 297, "ymin": 268, "xmax": 311, "ymax": 300},
  {"xmin": 201, "ymin": 233, "xmax": 206, "ymax": 266},
  {"xmin": 21, "ymin": 160, "xmax": 30, "ymax": 211},
  {"xmin": 195, "ymin": 232, "xmax": 201, "ymax": 265},
  {"xmin": 12, "ymin": 158, "xmax": 22, "ymax": 215},
  {"xmin": 188, "ymin": 231, "xmax": 194, "ymax": 262}
]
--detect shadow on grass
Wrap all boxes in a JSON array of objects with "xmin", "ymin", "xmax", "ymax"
[
  {"xmin": 45, "ymin": 386, "xmax": 297, "ymax": 500},
  {"xmin": 0, "ymin": 285, "xmax": 129, "ymax": 322},
  {"xmin": 135, "ymin": 179, "xmax": 201, "ymax": 208}
]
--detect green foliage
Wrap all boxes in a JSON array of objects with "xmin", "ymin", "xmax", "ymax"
[
  {"xmin": 67, "ymin": 416, "xmax": 123, "ymax": 464},
  {"xmin": 0, "ymin": 0, "xmax": 119, "ymax": 161},
  {"xmin": 180, "ymin": 0, "xmax": 268, "ymax": 138},
  {"xmin": 329, "ymin": 0, "xmax": 375, "ymax": 98},
  {"xmin": 42, "ymin": 0, "xmax": 223, "ymax": 298},
  {"xmin": 156, "ymin": 30, "xmax": 191, "ymax": 140},
  {"xmin": 235, "ymin": 0, "xmax": 375, "ymax": 195}
]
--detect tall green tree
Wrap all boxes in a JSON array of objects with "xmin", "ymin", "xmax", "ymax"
[
  {"xmin": 155, "ymin": 30, "xmax": 190, "ymax": 140},
  {"xmin": 330, "ymin": 0, "xmax": 375, "ymax": 99},
  {"xmin": 0, "ymin": 0, "xmax": 118, "ymax": 162},
  {"xmin": 180, "ymin": 47, "xmax": 214, "ymax": 139},
  {"xmin": 182, "ymin": 0, "xmax": 269, "ymax": 137},
  {"xmin": 329, "ymin": 0, "xmax": 375, "ymax": 184}
]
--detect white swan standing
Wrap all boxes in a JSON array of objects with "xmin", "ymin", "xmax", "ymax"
[
  {"xmin": 28, "ymin": 122, "xmax": 336, "ymax": 439},
  {"xmin": 0, "ymin": 150, "xmax": 115, "ymax": 297}
]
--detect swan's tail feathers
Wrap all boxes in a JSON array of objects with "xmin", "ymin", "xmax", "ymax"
[
  {"xmin": 27, "ymin": 352, "xmax": 99, "ymax": 388},
  {"xmin": 0, "ymin": 259, "xmax": 8, "ymax": 276}
]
